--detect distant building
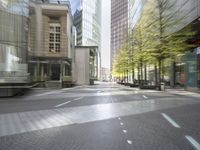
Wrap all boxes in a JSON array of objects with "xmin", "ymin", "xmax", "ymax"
[
  {"xmin": 72, "ymin": 0, "xmax": 102, "ymax": 81},
  {"xmin": 75, "ymin": 46, "xmax": 98, "ymax": 85},
  {"xmin": 72, "ymin": 0, "xmax": 101, "ymax": 47},
  {"xmin": 101, "ymin": 67, "xmax": 111, "ymax": 81},
  {"xmin": 0, "ymin": 0, "xmax": 29, "ymax": 96},
  {"xmin": 28, "ymin": 1, "xmax": 75, "ymax": 88},
  {"xmin": 111, "ymin": 0, "xmax": 129, "ymax": 69}
]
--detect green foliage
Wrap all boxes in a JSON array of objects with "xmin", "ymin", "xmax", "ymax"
[{"xmin": 112, "ymin": 0, "xmax": 197, "ymax": 85}]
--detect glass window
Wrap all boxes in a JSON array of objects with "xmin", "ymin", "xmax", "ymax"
[{"xmin": 49, "ymin": 23, "xmax": 61, "ymax": 53}]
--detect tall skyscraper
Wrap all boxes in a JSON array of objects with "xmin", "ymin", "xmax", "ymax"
[
  {"xmin": 71, "ymin": 0, "xmax": 101, "ymax": 47},
  {"xmin": 111, "ymin": 0, "xmax": 128, "ymax": 69}
]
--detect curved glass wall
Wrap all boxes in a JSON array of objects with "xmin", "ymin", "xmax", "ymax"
[
  {"xmin": 0, "ymin": 0, "xmax": 29, "ymax": 83},
  {"xmin": 82, "ymin": 0, "xmax": 101, "ymax": 47}
]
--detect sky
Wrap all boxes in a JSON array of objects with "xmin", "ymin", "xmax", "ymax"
[{"xmin": 69, "ymin": 0, "xmax": 80, "ymax": 14}]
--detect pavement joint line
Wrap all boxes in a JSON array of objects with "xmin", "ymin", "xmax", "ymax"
[
  {"xmin": 185, "ymin": 135, "xmax": 200, "ymax": 150},
  {"xmin": 127, "ymin": 140, "xmax": 133, "ymax": 145},
  {"xmin": 55, "ymin": 101, "xmax": 72, "ymax": 108},
  {"xmin": 161, "ymin": 113, "xmax": 181, "ymax": 128}
]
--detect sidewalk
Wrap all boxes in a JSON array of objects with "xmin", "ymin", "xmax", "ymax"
[{"xmin": 165, "ymin": 88, "xmax": 200, "ymax": 99}]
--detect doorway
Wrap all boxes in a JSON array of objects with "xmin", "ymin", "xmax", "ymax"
[{"xmin": 51, "ymin": 64, "xmax": 60, "ymax": 80}]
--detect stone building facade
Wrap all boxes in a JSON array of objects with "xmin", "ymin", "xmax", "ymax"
[{"xmin": 28, "ymin": 1, "xmax": 75, "ymax": 88}]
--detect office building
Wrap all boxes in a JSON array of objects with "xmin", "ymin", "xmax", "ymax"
[
  {"xmin": 72, "ymin": 0, "xmax": 101, "ymax": 47},
  {"xmin": 111, "ymin": 0, "xmax": 128, "ymax": 69},
  {"xmin": 28, "ymin": 0, "xmax": 75, "ymax": 88},
  {"xmin": 0, "ymin": 0, "xmax": 29, "ymax": 96},
  {"xmin": 75, "ymin": 46, "xmax": 98, "ymax": 85},
  {"xmin": 72, "ymin": 0, "xmax": 101, "ymax": 81}
]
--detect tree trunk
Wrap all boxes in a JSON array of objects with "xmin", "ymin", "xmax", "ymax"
[
  {"xmin": 144, "ymin": 63, "xmax": 147, "ymax": 85},
  {"xmin": 140, "ymin": 62, "xmax": 143, "ymax": 85},
  {"xmin": 137, "ymin": 66, "xmax": 140, "ymax": 85},
  {"xmin": 126, "ymin": 69, "xmax": 129, "ymax": 83},
  {"xmin": 161, "ymin": 61, "xmax": 164, "ymax": 82},
  {"xmin": 155, "ymin": 64, "xmax": 158, "ymax": 86},
  {"xmin": 158, "ymin": 60, "xmax": 162, "ymax": 91},
  {"xmin": 132, "ymin": 67, "xmax": 135, "ymax": 84},
  {"xmin": 123, "ymin": 70, "xmax": 126, "ymax": 83}
]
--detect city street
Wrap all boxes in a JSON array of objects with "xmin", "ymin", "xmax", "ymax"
[{"xmin": 0, "ymin": 82, "xmax": 200, "ymax": 150}]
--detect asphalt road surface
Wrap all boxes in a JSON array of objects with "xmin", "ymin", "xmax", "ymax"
[{"xmin": 0, "ymin": 82, "xmax": 200, "ymax": 150}]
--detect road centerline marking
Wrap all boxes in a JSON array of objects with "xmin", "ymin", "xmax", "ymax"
[
  {"xmin": 161, "ymin": 113, "xmax": 181, "ymax": 128},
  {"xmin": 185, "ymin": 135, "xmax": 200, "ymax": 150}
]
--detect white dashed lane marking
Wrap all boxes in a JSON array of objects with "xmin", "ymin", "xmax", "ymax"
[
  {"xmin": 55, "ymin": 101, "xmax": 72, "ymax": 108},
  {"xmin": 73, "ymin": 97, "xmax": 83, "ymax": 101},
  {"xmin": 120, "ymin": 122, "xmax": 124, "ymax": 126},
  {"xmin": 143, "ymin": 95, "xmax": 148, "ymax": 99},
  {"xmin": 55, "ymin": 97, "xmax": 83, "ymax": 108},
  {"xmin": 185, "ymin": 136, "xmax": 200, "ymax": 150},
  {"xmin": 161, "ymin": 113, "xmax": 181, "ymax": 128},
  {"xmin": 127, "ymin": 140, "xmax": 133, "ymax": 145},
  {"xmin": 123, "ymin": 130, "xmax": 127, "ymax": 133}
]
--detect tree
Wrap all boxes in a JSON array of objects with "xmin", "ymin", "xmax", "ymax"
[
  {"xmin": 141, "ymin": 0, "xmax": 196, "ymax": 90},
  {"xmin": 112, "ymin": 45, "xmax": 129, "ymax": 82}
]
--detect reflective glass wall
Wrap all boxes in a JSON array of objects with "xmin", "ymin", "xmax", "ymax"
[
  {"xmin": 72, "ymin": 0, "xmax": 101, "ymax": 47},
  {"xmin": 0, "ymin": 0, "xmax": 29, "ymax": 83},
  {"xmin": 82, "ymin": 0, "xmax": 101, "ymax": 47}
]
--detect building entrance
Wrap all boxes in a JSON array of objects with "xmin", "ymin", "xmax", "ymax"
[{"xmin": 51, "ymin": 64, "xmax": 60, "ymax": 80}]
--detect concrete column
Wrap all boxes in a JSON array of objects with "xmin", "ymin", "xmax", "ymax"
[
  {"xmin": 37, "ymin": 62, "xmax": 40, "ymax": 81},
  {"xmin": 35, "ymin": 6, "xmax": 42, "ymax": 54},
  {"xmin": 60, "ymin": 60, "xmax": 63, "ymax": 82},
  {"xmin": 41, "ymin": 64, "xmax": 44, "ymax": 80},
  {"xmin": 49, "ymin": 63, "xmax": 52, "ymax": 80},
  {"xmin": 34, "ymin": 64, "xmax": 37, "ymax": 81},
  {"xmin": 63, "ymin": 64, "xmax": 66, "ymax": 77}
]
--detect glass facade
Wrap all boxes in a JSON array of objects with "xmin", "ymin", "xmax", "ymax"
[
  {"xmin": 0, "ymin": 0, "xmax": 29, "ymax": 83},
  {"xmin": 82, "ymin": 0, "xmax": 101, "ymax": 46},
  {"xmin": 73, "ymin": 0, "xmax": 101, "ymax": 47},
  {"xmin": 128, "ymin": 0, "xmax": 146, "ymax": 30},
  {"xmin": 184, "ymin": 52, "xmax": 198, "ymax": 90}
]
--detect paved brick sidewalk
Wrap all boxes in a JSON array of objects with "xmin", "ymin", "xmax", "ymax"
[{"xmin": 165, "ymin": 88, "xmax": 200, "ymax": 98}]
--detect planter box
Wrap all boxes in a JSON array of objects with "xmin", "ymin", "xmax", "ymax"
[
  {"xmin": 139, "ymin": 85, "xmax": 158, "ymax": 89},
  {"xmin": 130, "ymin": 84, "xmax": 139, "ymax": 88}
]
